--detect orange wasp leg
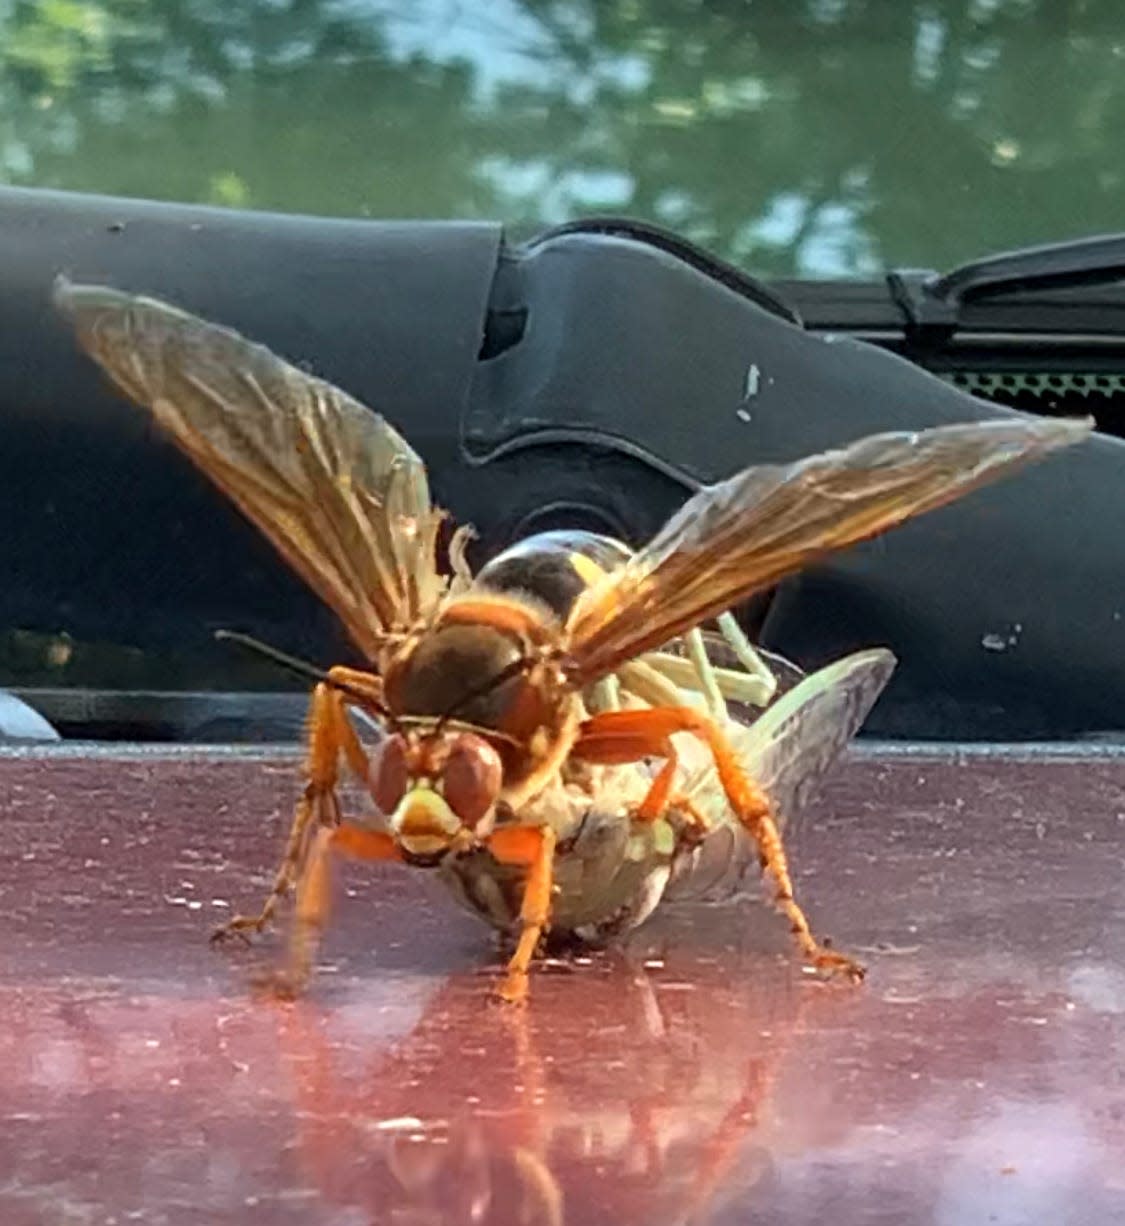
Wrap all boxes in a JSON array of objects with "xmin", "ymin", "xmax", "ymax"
[
  {"xmin": 486, "ymin": 825, "xmax": 559, "ymax": 1004},
  {"xmin": 571, "ymin": 706, "xmax": 865, "ymax": 983},
  {"xmin": 210, "ymin": 666, "xmax": 382, "ymax": 946},
  {"xmin": 263, "ymin": 823, "xmax": 402, "ymax": 998},
  {"xmin": 628, "ymin": 740, "xmax": 712, "ymax": 834}
]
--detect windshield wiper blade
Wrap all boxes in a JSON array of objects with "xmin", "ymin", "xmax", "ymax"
[{"xmin": 888, "ymin": 232, "xmax": 1125, "ymax": 337}]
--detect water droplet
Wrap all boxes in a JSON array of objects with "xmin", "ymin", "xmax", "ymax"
[{"xmin": 981, "ymin": 632, "xmax": 1007, "ymax": 652}]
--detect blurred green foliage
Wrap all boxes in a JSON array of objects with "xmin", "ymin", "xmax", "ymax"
[{"xmin": 1, "ymin": 0, "xmax": 1122, "ymax": 276}]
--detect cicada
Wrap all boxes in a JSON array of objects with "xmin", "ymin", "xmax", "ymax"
[
  {"xmin": 55, "ymin": 278, "xmax": 1091, "ymax": 1003},
  {"xmin": 437, "ymin": 626, "xmax": 898, "ymax": 949}
]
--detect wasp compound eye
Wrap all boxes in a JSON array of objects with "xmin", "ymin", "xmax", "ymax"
[
  {"xmin": 441, "ymin": 734, "xmax": 503, "ymax": 828},
  {"xmin": 369, "ymin": 733, "xmax": 409, "ymax": 817}
]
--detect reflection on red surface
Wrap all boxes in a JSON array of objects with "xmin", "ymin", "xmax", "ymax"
[
  {"xmin": 1, "ymin": 752, "xmax": 1124, "ymax": 1222},
  {"xmin": 1, "ymin": 948, "xmax": 1123, "ymax": 1224},
  {"xmin": 276, "ymin": 953, "xmax": 814, "ymax": 1226},
  {"xmin": 0, "ymin": 950, "xmax": 819, "ymax": 1224}
]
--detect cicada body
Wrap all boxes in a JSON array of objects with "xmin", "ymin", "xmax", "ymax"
[
  {"xmin": 55, "ymin": 277, "xmax": 1093, "ymax": 1003},
  {"xmin": 438, "ymin": 641, "xmax": 897, "ymax": 946}
]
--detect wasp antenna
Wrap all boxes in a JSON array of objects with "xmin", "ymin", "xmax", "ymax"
[
  {"xmin": 215, "ymin": 629, "xmax": 393, "ymax": 721},
  {"xmin": 216, "ymin": 627, "xmax": 397, "ymax": 720},
  {"xmin": 214, "ymin": 629, "xmax": 330, "ymax": 686}
]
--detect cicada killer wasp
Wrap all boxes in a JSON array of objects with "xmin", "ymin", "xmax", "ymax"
[{"xmin": 55, "ymin": 278, "xmax": 1091, "ymax": 1002}]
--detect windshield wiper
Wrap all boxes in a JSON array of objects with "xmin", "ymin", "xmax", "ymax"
[{"xmin": 888, "ymin": 232, "xmax": 1125, "ymax": 338}]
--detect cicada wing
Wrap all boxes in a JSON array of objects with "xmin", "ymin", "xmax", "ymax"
[
  {"xmin": 55, "ymin": 278, "xmax": 446, "ymax": 660},
  {"xmin": 665, "ymin": 647, "xmax": 897, "ymax": 904},
  {"xmin": 563, "ymin": 416, "xmax": 1092, "ymax": 688}
]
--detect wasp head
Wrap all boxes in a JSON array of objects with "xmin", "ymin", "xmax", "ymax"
[{"xmin": 369, "ymin": 728, "xmax": 504, "ymax": 863}]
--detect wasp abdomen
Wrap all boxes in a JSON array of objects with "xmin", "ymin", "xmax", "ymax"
[{"xmin": 475, "ymin": 530, "xmax": 634, "ymax": 622}]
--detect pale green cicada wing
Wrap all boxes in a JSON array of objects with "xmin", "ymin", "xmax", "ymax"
[{"xmin": 664, "ymin": 647, "xmax": 897, "ymax": 904}]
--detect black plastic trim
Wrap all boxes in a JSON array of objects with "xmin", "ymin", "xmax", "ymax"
[
  {"xmin": 0, "ymin": 186, "xmax": 1122, "ymax": 741},
  {"xmin": 536, "ymin": 215, "xmax": 803, "ymax": 326}
]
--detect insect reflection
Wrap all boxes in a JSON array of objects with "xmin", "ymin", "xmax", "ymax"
[{"xmin": 272, "ymin": 950, "xmax": 818, "ymax": 1226}]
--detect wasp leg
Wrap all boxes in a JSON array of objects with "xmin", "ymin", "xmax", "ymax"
[
  {"xmin": 579, "ymin": 713, "xmax": 713, "ymax": 839},
  {"xmin": 485, "ymin": 825, "xmax": 559, "ymax": 1005},
  {"xmin": 571, "ymin": 706, "xmax": 864, "ymax": 983},
  {"xmin": 258, "ymin": 824, "xmax": 402, "ymax": 999},
  {"xmin": 210, "ymin": 668, "xmax": 379, "ymax": 946},
  {"xmin": 662, "ymin": 790, "xmax": 713, "ymax": 845},
  {"xmin": 512, "ymin": 1150, "xmax": 565, "ymax": 1226}
]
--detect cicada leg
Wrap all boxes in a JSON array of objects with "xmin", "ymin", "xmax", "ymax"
[
  {"xmin": 616, "ymin": 658, "xmax": 687, "ymax": 710},
  {"xmin": 210, "ymin": 665, "xmax": 381, "ymax": 946},
  {"xmin": 585, "ymin": 672, "xmax": 623, "ymax": 714},
  {"xmin": 715, "ymin": 611, "xmax": 778, "ymax": 702},
  {"xmin": 571, "ymin": 706, "xmax": 864, "ymax": 983},
  {"xmin": 600, "ymin": 615, "xmax": 778, "ymax": 719},
  {"xmin": 635, "ymin": 617, "xmax": 779, "ymax": 715},
  {"xmin": 682, "ymin": 626, "xmax": 728, "ymax": 720}
]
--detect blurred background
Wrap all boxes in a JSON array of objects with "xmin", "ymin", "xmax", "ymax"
[
  {"xmin": 2, "ymin": 0, "xmax": 1121, "ymax": 279},
  {"xmin": 3, "ymin": 0, "xmax": 1122, "ymax": 741}
]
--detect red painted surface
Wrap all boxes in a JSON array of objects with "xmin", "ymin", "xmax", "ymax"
[{"xmin": 0, "ymin": 748, "xmax": 1123, "ymax": 1224}]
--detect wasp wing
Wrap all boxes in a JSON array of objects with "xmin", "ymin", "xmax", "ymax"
[
  {"xmin": 665, "ymin": 647, "xmax": 896, "ymax": 903},
  {"xmin": 563, "ymin": 416, "xmax": 1091, "ymax": 686},
  {"xmin": 54, "ymin": 278, "xmax": 445, "ymax": 661}
]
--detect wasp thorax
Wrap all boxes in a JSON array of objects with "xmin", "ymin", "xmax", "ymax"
[{"xmin": 385, "ymin": 621, "xmax": 537, "ymax": 733}]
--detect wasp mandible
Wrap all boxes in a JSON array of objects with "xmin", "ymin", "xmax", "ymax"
[{"xmin": 55, "ymin": 278, "xmax": 1092, "ymax": 1002}]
